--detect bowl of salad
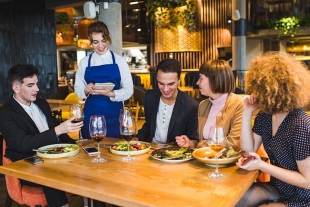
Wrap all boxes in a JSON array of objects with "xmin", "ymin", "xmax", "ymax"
[
  {"xmin": 36, "ymin": 144, "xmax": 79, "ymax": 158},
  {"xmin": 110, "ymin": 141, "xmax": 151, "ymax": 156},
  {"xmin": 192, "ymin": 147, "xmax": 241, "ymax": 166}
]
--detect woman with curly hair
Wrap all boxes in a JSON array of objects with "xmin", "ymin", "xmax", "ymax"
[{"xmin": 236, "ymin": 52, "xmax": 310, "ymax": 207}]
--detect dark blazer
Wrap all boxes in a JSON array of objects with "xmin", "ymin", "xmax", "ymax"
[
  {"xmin": 136, "ymin": 89, "xmax": 199, "ymax": 143},
  {"xmin": 0, "ymin": 96, "xmax": 75, "ymax": 162}
]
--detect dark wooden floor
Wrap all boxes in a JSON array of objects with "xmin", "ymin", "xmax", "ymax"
[{"xmin": 0, "ymin": 175, "xmax": 84, "ymax": 207}]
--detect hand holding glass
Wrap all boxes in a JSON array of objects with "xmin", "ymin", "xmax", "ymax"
[
  {"xmin": 69, "ymin": 104, "xmax": 85, "ymax": 142},
  {"xmin": 119, "ymin": 110, "xmax": 136, "ymax": 162},
  {"xmin": 89, "ymin": 115, "xmax": 107, "ymax": 163},
  {"xmin": 208, "ymin": 126, "xmax": 226, "ymax": 179}
]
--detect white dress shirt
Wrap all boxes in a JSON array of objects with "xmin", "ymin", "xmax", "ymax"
[
  {"xmin": 74, "ymin": 49, "xmax": 133, "ymax": 102},
  {"xmin": 152, "ymin": 99, "xmax": 175, "ymax": 144},
  {"xmin": 14, "ymin": 96, "xmax": 49, "ymax": 133}
]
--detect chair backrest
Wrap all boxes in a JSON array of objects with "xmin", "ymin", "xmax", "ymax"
[
  {"xmin": 51, "ymin": 109, "xmax": 62, "ymax": 124},
  {"xmin": 131, "ymin": 74, "xmax": 144, "ymax": 87},
  {"xmin": 3, "ymin": 140, "xmax": 24, "ymax": 203},
  {"xmin": 65, "ymin": 92, "xmax": 81, "ymax": 102},
  {"xmin": 2, "ymin": 140, "xmax": 48, "ymax": 206},
  {"xmin": 134, "ymin": 86, "xmax": 147, "ymax": 105},
  {"xmin": 150, "ymin": 72, "xmax": 158, "ymax": 89},
  {"xmin": 184, "ymin": 72, "xmax": 199, "ymax": 89}
]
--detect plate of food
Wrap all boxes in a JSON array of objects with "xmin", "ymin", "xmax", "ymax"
[
  {"xmin": 36, "ymin": 144, "xmax": 79, "ymax": 159},
  {"xmin": 151, "ymin": 147, "xmax": 193, "ymax": 163},
  {"xmin": 110, "ymin": 141, "xmax": 151, "ymax": 156},
  {"xmin": 192, "ymin": 147, "xmax": 241, "ymax": 166}
]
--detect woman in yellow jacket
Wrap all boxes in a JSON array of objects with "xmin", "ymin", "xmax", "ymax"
[{"xmin": 176, "ymin": 60, "xmax": 243, "ymax": 149}]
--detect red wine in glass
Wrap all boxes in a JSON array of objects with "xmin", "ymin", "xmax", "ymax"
[
  {"xmin": 89, "ymin": 115, "xmax": 107, "ymax": 163},
  {"xmin": 121, "ymin": 133, "xmax": 135, "ymax": 142},
  {"xmin": 71, "ymin": 117, "xmax": 84, "ymax": 123},
  {"xmin": 91, "ymin": 134, "xmax": 106, "ymax": 143}
]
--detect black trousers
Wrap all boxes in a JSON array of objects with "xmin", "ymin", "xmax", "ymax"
[{"xmin": 20, "ymin": 179, "xmax": 68, "ymax": 207}]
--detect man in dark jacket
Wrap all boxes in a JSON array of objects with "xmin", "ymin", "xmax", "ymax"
[
  {"xmin": 0, "ymin": 64, "xmax": 82, "ymax": 207},
  {"xmin": 136, "ymin": 59, "xmax": 198, "ymax": 148}
]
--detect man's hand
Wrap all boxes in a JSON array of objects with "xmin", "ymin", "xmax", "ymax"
[
  {"xmin": 176, "ymin": 135, "xmax": 195, "ymax": 148},
  {"xmin": 55, "ymin": 115, "xmax": 83, "ymax": 136}
]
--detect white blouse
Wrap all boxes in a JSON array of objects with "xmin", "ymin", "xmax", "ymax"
[{"xmin": 74, "ymin": 49, "xmax": 133, "ymax": 102}]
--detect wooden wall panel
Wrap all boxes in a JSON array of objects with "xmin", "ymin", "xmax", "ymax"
[
  {"xmin": 0, "ymin": 0, "xmax": 58, "ymax": 103},
  {"xmin": 150, "ymin": 0, "xmax": 231, "ymax": 69}
]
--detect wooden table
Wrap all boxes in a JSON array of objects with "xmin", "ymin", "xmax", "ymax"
[
  {"xmin": 46, "ymin": 99, "xmax": 79, "ymax": 111},
  {"xmin": 0, "ymin": 138, "xmax": 259, "ymax": 207}
]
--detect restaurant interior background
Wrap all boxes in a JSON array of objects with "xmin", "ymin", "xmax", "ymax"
[{"xmin": 1, "ymin": 0, "xmax": 310, "ymax": 103}]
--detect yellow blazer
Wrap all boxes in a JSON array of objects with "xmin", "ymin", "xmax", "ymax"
[{"xmin": 197, "ymin": 93, "xmax": 244, "ymax": 149}]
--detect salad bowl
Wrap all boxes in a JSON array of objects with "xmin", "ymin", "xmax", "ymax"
[{"xmin": 110, "ymin": 141, "xmax": 151, "ymax": 156}]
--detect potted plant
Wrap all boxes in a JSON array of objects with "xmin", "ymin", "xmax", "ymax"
[
  {"xmin": 55, "ymin": 12, "xmax": 74, "ymax": 35},
  {"xmin": 145, "ymin": 0, "xmax": 197, "ymax": 32},
  {"xmin": 273, "ymin": 16, "xmax": 300, "ymax": 37}
]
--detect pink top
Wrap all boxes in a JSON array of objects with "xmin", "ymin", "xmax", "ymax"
[{"xmin": 202, "ymin": 93, "xmax": 228, "ymax": 139}]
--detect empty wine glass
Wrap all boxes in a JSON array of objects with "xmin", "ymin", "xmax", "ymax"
[
  {"xmin": 119, "ymin": 108, "xmax": 131, "ymax": 122},
  {"xmin": 89, "ymin": 115, "xmax": 107, "ymax": 163},
  {"xmin": 208, "ymin": 126, "xmax": 226, "ymax": 179},
  {"xmin": 119, "ymin": 110, "xmax": 136, "ymax": 162},
  {"xmin": 69, "ymin": 104, "xmax": 85, "ymax": 142}
]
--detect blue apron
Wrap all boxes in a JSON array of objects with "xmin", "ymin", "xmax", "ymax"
[{"xmin": 81, "ymin": 51, "xmax": 122, "ymax": 139}]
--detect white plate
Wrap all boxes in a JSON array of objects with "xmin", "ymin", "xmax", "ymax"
[
  {"xmin": 110, "ymin": 141, "xmax": 151, "ymax": 156},
  {"xmin": 36, "ymin": 144, "xmax": 79, "ymax": 159},
  {"xmin": 151, "ymin": 147, "xmax": 193, "ymax": 163},
  {"xmin": 193, "ymin": 147, "xmax": 240, "ymax": 165},
  {"xmin": 94, "ymin": 82, "xmax": 115, "ymax": 90}
]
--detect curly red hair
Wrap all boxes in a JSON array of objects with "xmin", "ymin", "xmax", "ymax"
[{"xmin": 246, "ymin": 52, "xmax": 310, "ymax": 114}]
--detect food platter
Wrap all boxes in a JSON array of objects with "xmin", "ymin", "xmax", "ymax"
[
  {"xmin": 110, "ymin": 141, "xmax": 151, "ymax": 156},
  {"xmin": 36, "ymin": 144, "xmax": 79, "ymax": 159},
  {"xmin": 192, "ymin": 147, "xmax": 241, "ymax": 166},
  {"xmin": 151, "ymin": 147, "xmax": 193, "ymax": 163}
]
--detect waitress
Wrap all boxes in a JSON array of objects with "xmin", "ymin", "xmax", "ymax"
[{"xmin": 75, "ymin": 21, "xmax": 133, "ymax": 139}]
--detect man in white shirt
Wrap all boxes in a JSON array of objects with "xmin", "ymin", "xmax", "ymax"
[
  {"xmin": 136, "ymin": 59, "xmax": 199, "ymax": 147},
  {"xmin": 0, "ymin": 64, "xmax": 82, "ymax": 207}
]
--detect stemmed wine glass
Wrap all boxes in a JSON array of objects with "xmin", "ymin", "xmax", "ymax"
[
  {"xmin": 69, "ymin": 104, "xmax": 85, "ymax": 142},
  {"xmin": 119, "ymin": 109, "xmax": 136, "ymax": 162},
  {"xmin": 119, "ymin": 108, "xmax": 132, "ymax": 122},
  {"xmin": 208, "ymin": 126, "xmax": 226, "ymax": 179},
  {"xmin": 89, "ymin": 115, "xmax": 107, "ymax": 163}
]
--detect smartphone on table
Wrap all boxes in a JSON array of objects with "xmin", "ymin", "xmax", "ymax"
[
  {"xmin": 83, "ymin": 147, "xmax": 99, "ymax": 155},
  {"xmin": 24, "ymin": 156, "xmax": 44, "ymax": 165}
]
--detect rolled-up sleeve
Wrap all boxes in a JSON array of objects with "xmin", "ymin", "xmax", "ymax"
[{"xmin": 74, "ymin": 57, "xmax": 88, "ymax": 99}]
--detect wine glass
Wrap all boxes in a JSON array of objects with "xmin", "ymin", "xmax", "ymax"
[
  {"xmin": 119, "ymin": 108, "xmax": 131, "ymax": 122},
  {"xmin": 69, "ymin": 104, "xmax": 85, "ymax": 142},
  {"xmin": 119, "ymin": 110, "xmax": 136, "ymax": 162},
  {"xmin": 208, "ymin": 126, "xmax": 226, "ymax": 179},
  {"xmin": 89, "ymin": 115, "xmax": 107, "ymax": 163}
]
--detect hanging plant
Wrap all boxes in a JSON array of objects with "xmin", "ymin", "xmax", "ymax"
[
  {"xmin": 274, "ymin": 16, "xmax": 300, "ymax": 37},
  {"xmin": 145, "ymin": 0, "xmax": 197, "ymax": 32},
  {"xmin": 55, "ymin": 12, "xmax": 74, "ymax": 35}
]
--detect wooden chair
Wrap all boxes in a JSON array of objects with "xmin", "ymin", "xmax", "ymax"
[
  {"xmin": 149, "ymin": 72, "xmax": 158, "ymax": 89},
  {"xmin": 65, "ymin": 92, "xmax": 81, "ymax": 102},
  {"xmin": 2, "ymin": 139, "xmax": 48, "ymax": 207},
  {"xmin": 184, "ymin": 72, "xmax": 200, "ymax": 99},
  {"xmin": 62, "ymin": 92, "xmax": 82, "ymax": 120},
  {"xmin": 133, "ymin": 86, "xmax": 146, "ymax": 121},
  {"xmin": 51, "ymin": 109, "xmax": 62, "ymax": 125}
]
